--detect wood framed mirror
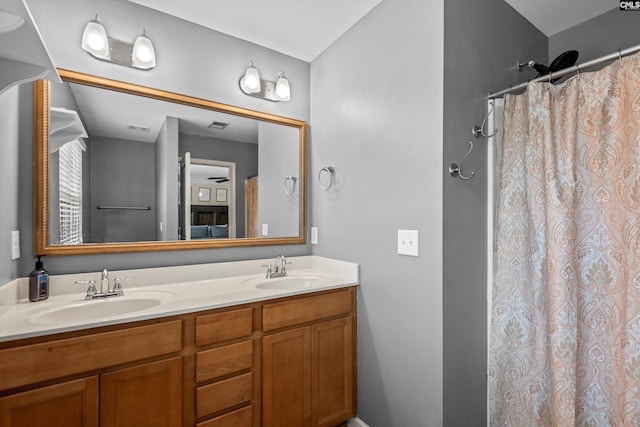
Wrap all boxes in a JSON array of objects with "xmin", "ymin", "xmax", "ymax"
[{"xmin": 35, "ymin": 69, "xmax": 306, "ymax": 255}]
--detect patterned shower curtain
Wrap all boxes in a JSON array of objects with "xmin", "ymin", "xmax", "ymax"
[{"xmin": 489, "ymin": 53, "xmax": 640, "ymax": 426}]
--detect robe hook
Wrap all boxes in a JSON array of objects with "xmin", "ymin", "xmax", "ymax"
[
  {"xmin": 472, "ymin": 100, "xmax": 498, "ymax": 138},
  {"xmin": 449, "ymin": 141, "xmax": 475, "ymax": 180}
]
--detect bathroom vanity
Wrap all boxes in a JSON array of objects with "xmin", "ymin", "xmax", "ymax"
[{"xmin": 0, "ymin": 256, "xmax": 358, "ymax": 427}]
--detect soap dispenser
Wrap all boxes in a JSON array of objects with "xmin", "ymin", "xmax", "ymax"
[{"xmin": 29, "ymin": 256, "xmax": 49, "ymax": 302}]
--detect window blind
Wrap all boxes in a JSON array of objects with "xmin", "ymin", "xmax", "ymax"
[{"xmin": 59, "ymin": 139, "xmax": 83, "ymax": 244}]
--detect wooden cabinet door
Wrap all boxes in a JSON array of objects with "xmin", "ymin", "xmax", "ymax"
[
  {"xmin": 312, "ymin": 318, "xmax": 354, "ymax": 427},
  {"xmin": 263, "ymin": 327, "xmax": 311, "ymax": 427},
  {"xmin": 101, "ymin": 357, "xmax": 182, "ymax": 427},
  {"xmin": 0, "ymin": 376, "xmax": 98, "ymax": 427}
]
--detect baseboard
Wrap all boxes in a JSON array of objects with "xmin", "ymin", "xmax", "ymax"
[{"xmin": 348, "ymin": 417, "xmax": 370, "ymax": 427}]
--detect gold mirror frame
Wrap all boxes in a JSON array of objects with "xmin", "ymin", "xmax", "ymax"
[{"xmin": 34, "ymin": 69, "xmax": 307, "ymax": 255}]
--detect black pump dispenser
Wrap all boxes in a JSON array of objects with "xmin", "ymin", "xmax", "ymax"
[{"xmin": 29, "ymin": 256, "xmax": 49, "ymax": 302}]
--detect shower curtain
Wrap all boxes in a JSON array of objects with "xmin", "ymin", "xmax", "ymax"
[{"xmin": 489, "ymin": 53, "xmax": 640, "ymax": 425}]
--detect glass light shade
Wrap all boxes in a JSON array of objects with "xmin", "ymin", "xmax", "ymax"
[
  {"xmin": 275, "ymin": 72, "xmax": 291, "ymax": 101},
  {"xmin": 81, "ymin": 18, "xmax": 109, "ymax": 57},
  {"xmin": 132, "ymin": 32, "xmax": 156, "ymax": 69},
  {"xmin": 242, "ymin": 62, "xmax": 261, "ymax": 93}
]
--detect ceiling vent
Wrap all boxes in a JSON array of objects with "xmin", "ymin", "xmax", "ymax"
[
  {"xmin": 127, "ymin": 124, "xmax": 150, "ymax": 132},
  {"xmin": 208, "ymin": 121, "xmax": 230, "ymax": 130}
]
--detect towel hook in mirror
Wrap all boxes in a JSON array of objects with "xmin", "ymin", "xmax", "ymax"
[
  {"xmin": 449, "ymin": 141, "xmax": 475, "ymax": 180},
  {"xmin": 318, "ymin": 166, "xmax": 335, "ymax": 191},
  {"xmin": 283, "ymin": 176, "xmax": 297, "ymax": 196},
  {"xmin": 472, "ymin": 100, "xmax": 498, "ymax": 138}
]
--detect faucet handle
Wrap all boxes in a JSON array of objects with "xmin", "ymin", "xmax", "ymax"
[
  {"xmin": 75, "ymin": 280, "xmax": 97, "ymax": 299},
  {"xmin": 112, "ymin": 276, "xmax": 132, "ymax": 295},
  {"xmin": 261, "ymin": 264, "xmax": 273, "ymax": 278}
]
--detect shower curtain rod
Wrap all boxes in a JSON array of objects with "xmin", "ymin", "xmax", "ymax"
[{"xmin": 488, "ymin": 43, "xmax": 640, "ymax": 99}]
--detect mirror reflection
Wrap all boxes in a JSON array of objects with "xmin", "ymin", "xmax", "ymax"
[{"xmin": 36, "ymin": 70, "xmax": 306, "ymax": 255}]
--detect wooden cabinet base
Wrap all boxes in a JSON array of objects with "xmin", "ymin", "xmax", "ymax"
[
  {"xmin": 0, "ymin": 286, "xmax": 356, "ymax": 427},
  {"xmin": 0, "ymin": 377, "xmax": 98, "ymax": 427},
  {"xmin": 101, "ymin": 357, "xmax": 182, "ymax": 427}
]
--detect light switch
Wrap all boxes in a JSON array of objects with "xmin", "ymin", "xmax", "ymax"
[
  {"xmin": 11, "ymin": 231, "xmax": 20, "ymax": 260},
  {"xmin": 262, "ymin": 224, "xmax": 269, "ymax": 236},
  {"xmin": 311, "ymin": 227, "xmax": 318, "ymax": 244},
  {"xmin": 397, "ymin": 229, "xmax": 418, "ymax": 256}
]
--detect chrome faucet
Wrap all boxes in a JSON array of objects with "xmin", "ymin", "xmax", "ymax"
[
  {"xmin": 101, "ymin": 268, "xmax": 109, "ymax": 294},
  {"xmin": 268, "ymin": 255, "xmax": 288, "ymax": 278},
  {"xmin": 276, "ymin": 255, "xmax": 287, "ymax": 276},
  {"xmin": 75, "ymin": 269, "xmax": 130, "ymax": 300},
  {"xmin": 263, "ymin": 255, "xmax": 290, "ymax": 279}
]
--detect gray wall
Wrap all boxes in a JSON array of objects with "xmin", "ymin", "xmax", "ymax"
[
  {"xmin": 20, "ymin": 0, "xmax": 311, "ymax": 275},
  {"xmin": 310, "ymin": 1, "xmax": 444, "ymax": 425},
  {"xmin": 0, "ymin": 86, "xmax": 22, "ymax": 283},
  {"xmin": 179, "ymin": 133, "xmax": 259, "ymax": 239},
  {"xmin": 549, "ymin": 8, "xmax": 640, "ymax": 66},
  {"xmin": 257, "ymin": 122, "xmax": 300, "ymax": 238},
  {"xmin": 155, "ymin": 116, "xmax": 179, "ymax": 241},
  {"xmin": 90, "ymin": 136, "xmax": 156, "ymax": 243},
  {"xmin": 442, "ymin": 1, "xmax": 546, "ymax": 425}
]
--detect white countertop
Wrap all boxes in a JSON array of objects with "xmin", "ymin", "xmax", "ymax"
[{"xmin": 0, "ymin": 256, "xmax": 359, "ymax": 342}]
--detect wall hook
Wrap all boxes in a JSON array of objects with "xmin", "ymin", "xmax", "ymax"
[
  {"xmin": 449, "ymin": 141, "xmax": 475, "ymax": 180},
  {"xmin": 472, "ymin": 100, "xmax": 498, "ymax": 138}
]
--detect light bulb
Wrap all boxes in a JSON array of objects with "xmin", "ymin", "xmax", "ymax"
[
  {"xmin": 132, "ymin": 31, "xmax": 156, "ymax": 69},
  {"xmin": 245, "ymin": 74, "xmax": 259, "ymax": 91},
  {"xmin": 81, "ymin": 16, "xmax": 109, "ymax": 57},
  {"xmin": 275, "ymin": 72, "xmax": 290, "ymax": 101},
  {"xmin": 134, "ymin": 44, "xmax": 152, "ymax": 63},
  {"xmin": 242, "ymin": 62, "xmax": 261, "ymax": 93},
  {"xmin": 87, "ymin": 33, "xmax": 105, "ymax": 51}
]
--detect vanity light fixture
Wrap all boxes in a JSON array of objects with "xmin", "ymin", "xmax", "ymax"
[
  {"xmin": 274, "ymin": 72, "xmax": 291, "ymax": 101},
  {"xmin": 240, "ymin": 61, "xmax": 261, "ymax": 93},
  {"xmin": 81, "ymin": 15, "xmax": 109, "ymax": 57},
  {"xmin": 239, "ymin": 61, "xmax": 291, "ymax": 102},
  {"xmin": 131, "ymin": 30, "xmax": 156, "ymax": 69},
  {"xmin": 81, "ymin": 15, "xmax": 156, "ymax": 70}
]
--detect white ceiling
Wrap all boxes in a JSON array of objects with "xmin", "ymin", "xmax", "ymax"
[
  {"xmin": 502, "ymin": 0, "xmax": 616, "ymax": 36},
  {"xmin": 67, "ymin": 83, "xmax": 259, "ymax": 144},
  {"xmin": 129, "ymin": 0, "xmax": 383, "ymax": 62},
  {"xmin": 129, "ymin": 0, "xmax": 617, "ymax": 62},
  {"xmin": 129, "ymin": 0, "xmax": 618, "ymax": 62}
]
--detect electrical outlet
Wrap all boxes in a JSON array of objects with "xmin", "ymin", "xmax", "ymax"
[
  {"xmin": 262, "ymin": 224, "xmax": 269, "ymax": 236},
  {"xmin": 311, "ymin": 227, "xmax": 318, "ymax": 244},
  {"xmin": 11, "ymin": 231, "xmax": 20, "ymax": 260},
  {"xmin": 397, "ymin": 229, "xmax": 418, "ymax": 256}
]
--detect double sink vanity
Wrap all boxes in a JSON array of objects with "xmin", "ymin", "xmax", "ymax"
[{"xmin": 0, "ymin": 256, "xmax": 359, "ymax": 427}]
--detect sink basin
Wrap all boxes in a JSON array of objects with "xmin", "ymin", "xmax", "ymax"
[
  {"xmin": 28, "ymin": 291, "xmax": 176, "ymax": 324},
  {"xmin": 245, "ymin": 274, "xmax": 333, "ymax": 290}
]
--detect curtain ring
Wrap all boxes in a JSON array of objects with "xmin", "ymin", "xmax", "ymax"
[
  {"xmin": 318, "ymin": 166, "xmax": 335, "ymax": 191},
  {"xmin": 575, "ymin": 63, "xmax": 580, "ymax": 80},
  {"xmin": 283, "ymin": 176, "xmax": 297, "ymax": 196},
  {"xmin": 618, "ymin": 49, "xmax": 623, "ymax": 62}
]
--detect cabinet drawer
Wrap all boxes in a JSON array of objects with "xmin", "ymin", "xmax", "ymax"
[
  {"xmin": 263, "ymin": 289, "xmax": 352, "ymax": 331},
  {"xmin": 196, "ymin": 340, "xmax": 253, "ymax": 383},
  {"xmin": 196, "ymin": 308, "xmax": 253, "ymax": 346},
  {"xmin": 196, "ymin": 372, "xmax": 252, "ymax": 418},
  {"xmin": 196, "ymin": 405, "xmax": 252, "ymax": 427},
  {"xmin": 0, "ymin": 321, "xmax": 182, "ymax": 391}
]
